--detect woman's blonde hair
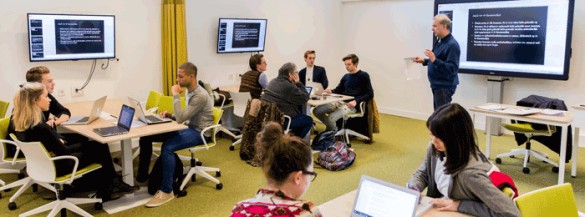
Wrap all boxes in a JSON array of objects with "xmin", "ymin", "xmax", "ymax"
[{"xmin": 13, "ymin": 82, "xmax": 46, "ymax": 131}]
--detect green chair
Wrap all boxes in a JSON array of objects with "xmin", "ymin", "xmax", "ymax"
[
  {"xmin": 0, "ymin": 100, "xmax": 9, "ymax": 118},
  {"xmin": 176, "ymin": 108, "xmax": 224, "ymax": 196},
  {"xmin": 495, "ymin": 121, "xmax": 558, "ymax": 174},
  {"xmin": 145, "ymin": 90, "xmax": 163, "ymax": 113},
  {"xmin": 514, "ymin": 183, "xmax": 582, "ymax": 217},
  {"xmin": 0, "ymin": 116, "xmax": 33, "ymax": 203}
]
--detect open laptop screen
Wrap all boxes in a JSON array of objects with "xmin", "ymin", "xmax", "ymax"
[
  {"xmin": 353, "ymin": 178, "xmax": 418, "ymax": 217},
  {"xmin": 305, "ymin": 86, "xmax": 313, "ymax": 94},
  {"xmin": 117, "ymin": 105, "xmax": 135, "ymax": 130}
]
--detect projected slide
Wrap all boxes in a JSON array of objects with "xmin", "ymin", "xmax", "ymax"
[
  {"xmin": 217, "ymin": 18, "xmax": 267, "ymax": 53},
  {"xmin": 55, "ymin": 20, "xmax": 105, "ymax": 54}
]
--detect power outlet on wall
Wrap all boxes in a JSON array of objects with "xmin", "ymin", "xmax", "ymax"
[
  {"xmin": 71, "ymin": 87, "xmax": 84, "ymax": 97},
  {"xmin": 236, "ymin": 73, "xmax": 242, "ymax": 81},
  {"xmin": 229, "ymin": 74, "xmax": 234, "ymax": 80},
  {"xmin": 57, "ymin": 89, "xmax": 66, "ymax": 97}
]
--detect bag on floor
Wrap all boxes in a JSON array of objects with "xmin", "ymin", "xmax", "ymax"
[
  {"xmin": 311, "ymin": 130, "xmax": 336, "ymax": 151},
  {"xmin": 316, "ymin": 141, "xmax": 356, "ymax": 171},
  {"xmin": 148, "ymin": 153, "xmax": 184, "ymax": 195}
]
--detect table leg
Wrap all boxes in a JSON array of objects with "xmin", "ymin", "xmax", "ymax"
[
  {"xmin": 485, "ymin": 116, "xmax": 492, "ymax": 159},
  {"xmin": 120, "ymin": 139, "xmax": 134, "ymax": 186},
  {"xmin": 572, "ymin": 127, "xmax": 579, "ymax": 178},
  {"xmin": 558, "ymin": 125, "xmax": 568, "ymax": 184}
]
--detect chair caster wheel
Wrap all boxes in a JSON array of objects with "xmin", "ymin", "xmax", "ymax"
[
  {"xmin": 32, "ymin": 184, "xmax": 38, "ymax": 192},
  {"xmin": 94, "ymin": 203, "xmax": 102, "ymax": 210},
  {"xmin": 4, "ymin": 188, "xmax": 11, "ymax": 192},
  {"xmin": 0, "ymin": 192, "xmax": 2, "ymax": 199},
  {"xmin": 178, "ymin": 190, "xmax": 187, "ymax": 198},
  {"xmin": 572, "ymin": 176, "xmax": 576, "ymax": 178},
  {"xmin": 495, "ymin": 158, "xmax": 502, "ymax": 164},
  {"xmin": 191, "ymin": 175, "xmax": 196, "ymax": 182},
  {"xmin": 552, "ymin": 167, "xmax": 559, "ymax": 173},
  {"xmin": 347, "ymin": 143, "xmax": 352, "ymax": 148},
  {"xmin": 8, "ymin": 202, "xmax": 16, "ymax": 210},
  {"xmin": 522, "ymin": 167, "xmax": 530, "ymax": 174},
  {"xmin": 113, "ymin": 158, "xmax": 120, "ymax": 164},
  {"xmin": 196, "ymin": 161, "xmax": 203, "ymax": 166},
  {"xmin": 365, "ymin": 140, "xmax": 372, "ymax": 144},
  {"xmin": 229, "ymin": 146, "xmax": 235, "ymax": 151},
  {"xmin": 216, "ymin": 183, "xmax": 223, "ymax": 190},
  {"xmin": 216, "ymin": 171, "xmax": 221, "ymax": 177},
  {"xmin": 18, "ymin": 173, "xmax": 25, "ymax": 179},
  {"xmin": 510, "ymin": 155, "xmax": 515, "ymax": 158}
]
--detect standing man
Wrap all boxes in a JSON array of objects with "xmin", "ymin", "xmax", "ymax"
[
  {"xmin": 137, "ymin": 62, "xmax": 214, "ymax": 207},
  {"xmin": 313, "ymin": 54, "xmax": 374, "ymax": 132},
  {"xmin": 239, "ymin": 54, "xmax": 269, "ymax": 99},
  {"xmin": 262, "ymin": 62, "xmax": 313, "ymax": 139},
  {"xmin": 414, "ymin": 14, "xmax": 460, "ymax": 110},
  {"xmin": 25, "ymin": 66, "xmax": 70, "ymax": 127},
  {"xmin": 298, "ymin": 50, "xmax": 329, "ymax": 89}
]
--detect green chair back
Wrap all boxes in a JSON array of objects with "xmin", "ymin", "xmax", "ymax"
[
  {"xmin": 1, "ymin": 117, "xmax": 11, "ymax": 159},
  {"xmin": 158, "ymin": 95, "xmax": 187, "ymax": 115},
  {"xmin": 0, "ymin": 100, "xmax": 9, "ymax": 118},
  {"xmin": 146, "ymin": 91, "xmax": 163, "ymax": 111},
  {"xmin": 514, "ymin": 183, "xmax": 578, "ymax": 217}
]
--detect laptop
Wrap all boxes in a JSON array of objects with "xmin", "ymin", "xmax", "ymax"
[
  {"xmin": 61, "ymin": 96, "xmax": 107, "ymax": 125},
  {"xmin": 127, "ymin": 97, "xmax": 172, "ymax": 125},
  {"xmin": 306, "ymin": 81, "xmax": 325, "ymax": 96},
  {"xmin": 93, "ymin": 104, "xmax": 135, "ymax": 137},
  {"xmin": 351, "ymin": 175, "xmax": 434, "ymax": 217},
  {"xmin": 305, "ymin": 86, "xmax": 313, "ymax": 94}
]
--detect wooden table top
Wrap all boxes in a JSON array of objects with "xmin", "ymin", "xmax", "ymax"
[{"xmin": 470, "ymin": 103, "xmax": 573, "ymax": 125}]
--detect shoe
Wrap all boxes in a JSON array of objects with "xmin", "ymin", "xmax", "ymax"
[
  {"xmin": 110, "ymin": 177, "xmax": 140, "ymax": 198},
  {"xmin": 146, "ymin": 190, "xmax": 174, "ymax": 208}
]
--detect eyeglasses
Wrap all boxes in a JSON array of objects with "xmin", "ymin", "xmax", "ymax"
[{"xmin": 302, "ymin": 170, "xmax": 318, "ymax": 182}]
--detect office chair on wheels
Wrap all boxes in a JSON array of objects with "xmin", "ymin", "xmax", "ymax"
[{"xmin": 335, "ymin": 101, "xmax": 370, "ymax": 146}]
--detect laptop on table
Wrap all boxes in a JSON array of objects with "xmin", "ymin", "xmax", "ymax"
[
  {"xmin": 127, "ymin": 97, "xmax": 171, "ymax": 125},
  {"xmin": 305, "ymin": 86, "xmax": 313, "ymax": 95},
  {"xmin": 61, "ymin": 96, "xmax": 107, "ymax": 125},
  {"xmin": 306, "ymin": 81, "xmax": 325, "ymax": 96},
  {"xmin": 351, "ymin": 175, "xmax": 434, "ymax": 217},
  {"xmin": 93, "ymin": 104, "xmax": 135, "ymax": 137}
]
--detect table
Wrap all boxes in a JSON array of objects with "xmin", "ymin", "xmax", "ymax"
[
  {"xmin": 470, "ymin": 103, "xmax": 575, "ymax": 185},
  {"xmin": 318, "ymin": 190, "xmax": 472, "ymax": 217},
  {"xmin": 570, "ymin": 103, "xmax": 584, "ymax": 178},
  {"xmin": 62, "ymin": 98, "xmax": 187, "ymax": 213}
]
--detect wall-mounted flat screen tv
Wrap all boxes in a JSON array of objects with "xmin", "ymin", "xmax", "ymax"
[
  {"xmin": 217, "ymin": 18, "xmax": 267, "ymax": 53},
  {"xmin": 27, "ymin": 13, "xmax": 115, "ymax": 62},
  {"xmin": 434, "ymin": 0, "xmax": 575, "ymax": 80}
]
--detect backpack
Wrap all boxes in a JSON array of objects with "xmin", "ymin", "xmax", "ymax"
[
  {"xmin": 311, "ymin": 130, "xmax": 336, "ymax": 151},
  {"xmin": 148, "ymin": 153, "xmax": 184, "ymax": 195},
  {"xmin": 316, "ymin": 141, "xmax": 356, "ymax": 171}
]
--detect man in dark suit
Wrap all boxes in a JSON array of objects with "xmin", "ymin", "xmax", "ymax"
[{"xmin": 298, "ymin": 50, "xmax": 328, "ymax": 89}]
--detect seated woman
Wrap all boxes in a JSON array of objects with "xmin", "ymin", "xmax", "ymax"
[
  {"xmin": 408, "ymin": 103, "xmax": 521, "ymax": 217},
  {"xmin": 7, "ymin": 82, "xmax": 139, "ymax": 201},
  {"xmin": 230, "ymin": 122, "xmax": 322, "ymax": 217}
]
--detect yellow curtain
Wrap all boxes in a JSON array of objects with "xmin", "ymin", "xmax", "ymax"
[{"xmin": 161, "ymin": 0, "xmax": 188, "ymax": 96}]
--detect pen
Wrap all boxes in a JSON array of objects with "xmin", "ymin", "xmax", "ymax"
[{"xmin": 110, "ymin": 115, "xmax": 118, "ymax": 118}]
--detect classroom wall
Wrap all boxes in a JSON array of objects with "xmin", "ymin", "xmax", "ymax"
[{"xmin": 0, "ymin": 0, "xmax": 163, "ymax": 114}]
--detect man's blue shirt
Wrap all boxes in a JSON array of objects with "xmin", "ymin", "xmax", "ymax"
[{"xmin": 424, "ymin": 33, "xmax": 460, "ymax": 90}]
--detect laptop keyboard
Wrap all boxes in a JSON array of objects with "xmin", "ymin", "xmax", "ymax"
[
  {"xmin": 94, "ymin": 126, "xmax": 126, "ymax": 136},
  {"xmin": 76, "ymin": 117, "xmax": 89, "ymax": 123},
  {"xmin": 146, "ymin": 115, "xmax": 162, "ymax": 122}
]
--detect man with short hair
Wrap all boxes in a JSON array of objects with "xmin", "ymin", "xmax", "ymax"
[
  {"xmin": 26, "ymin": 66, "xmax": 70, "ymax": 127},
  {"xmin": 313, "ymin": 54, "xmax": 374, "ymax": 132},
  {"xmin": 298, "ymin": 50, "xmax": 329, "ymax": 89},
  {"xmin": 262, "ymin": 62, "xmax": 313, "ymax": 139},
  {"xmin": 239, "ymin": 54, "xmax": 269, "ymax": 99},
  {"xmin": 138, "ymin": 62, "xmax": 214, "ymax": 207},
  {"xmin": 414, "ymin": 14, "xmax": 460, "ymax": 110}
]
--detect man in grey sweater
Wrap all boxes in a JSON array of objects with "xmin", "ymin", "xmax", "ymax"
[
  {"xmin": 262, "ymin": 62, "xmax": 312, "ymax": 139},
  {"xmin": 137, "ymin": 62, "xmax": 214, "ymax": 207}
]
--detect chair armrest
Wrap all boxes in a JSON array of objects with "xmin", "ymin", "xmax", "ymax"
[
  {"xmin": 359, "ymin": 101, "xmax": 366, "ymax": 115},
  {"xmin": 216, "ymin": 93, "xmax": 226, "ymax": 109},
  {"xmin": 283, "ymin": 115, "xmax": 292, "ymax": 133},
  {"xmin": 51, "ymin": 155, "xmax": 80, "ymax": 182},
  {"xmin": 0, "ymin": 139, "xmax": 21, "ymax": 165},
  {"xmin": 200, "ymin": 124, "xmax": 222, "ymax": 149}
]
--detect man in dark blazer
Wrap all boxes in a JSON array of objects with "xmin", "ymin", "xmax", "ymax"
[{"xmin": 298, "ymin": 50, "xmax": 328, "ymax": 89}]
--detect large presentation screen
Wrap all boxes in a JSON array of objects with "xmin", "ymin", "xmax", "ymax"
[
  {"xmin": 434, "ymin": 0, "xmax": 574, "ymax": 80},
  {"xmin": 27, "ymin": 13, "xmax": 115, "ymax": 62},
  {"xmin": 217, "ymin": 18, "xmax": 267, "ymax": 53}
]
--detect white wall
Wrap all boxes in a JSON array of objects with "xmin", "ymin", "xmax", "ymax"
[
  {"xmin": 0, "ymin": 0, "xmax": 162, "ymax": 116},
  {"xmin": 341, "ymin": 0, "xmax": 585, "ymax": 140},
  {"xmin": 184, "ymin": 0, "xmax": 345, "ymax": 89}
]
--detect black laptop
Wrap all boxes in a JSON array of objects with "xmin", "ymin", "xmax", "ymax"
[{"xmin": 93, "ymin": 104, "xmax": 135, "ymax": 137}]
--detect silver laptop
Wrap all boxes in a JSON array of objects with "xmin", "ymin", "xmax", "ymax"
[
  {"xmin": 61, "ymin": 96, "xmax": 107, "ymax": 125},
  {"xmin": 351, "ymin": 175, "xmax": 434, "ymax": 217},
  {"xmin": 127, "ymin": 97, "xmax": 171, "ymax": 125},
  {"xmin": 306, "ymin": 81, "xmax": 324, "ymax": 96},
  {"xmin": 93, "ymin": 104, "xmax": 134, "ymax": 137}
]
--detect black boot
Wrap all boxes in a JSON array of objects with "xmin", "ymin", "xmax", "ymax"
[{"xmin": 111, "ymin": 176, "xmax": 140, "ymax": 196}]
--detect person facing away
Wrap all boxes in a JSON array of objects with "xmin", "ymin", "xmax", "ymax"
[
  {"xmin": 7, "ymin": 82, "xmax": 139, "ymax": 201},
  {"xmin": 408, "ymin": 103, "xmax": 521, "ymax": 217},
  {"xmin": 414, "ymin": 14, "xmax": 460, "ymax": 110},
  {"xmin": 239, "ymin": 53, "xmax": 269, "ymax": 99},
  {"xmin": 262, "ymin": 62, "xmax": 313, "ymax": 139},
  {"xmin": 230, "ymin": 122, "xmax": 322, "ymax": 217},
  {"xmin": 298, "ymin": 50, "xmax": 329, "ymax": 89},
  {"xmin": 313, "ymin": 54, "xmax": 374, "ymax": 132},
  {"xmin": 136, "ymin": 62, "xmax": 214, "ymax": 207}
]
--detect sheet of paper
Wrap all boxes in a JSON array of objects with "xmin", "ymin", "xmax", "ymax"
[
  {"xmin": 100, "ymin": 112, "xmax": 116, "ymax": 120},
  {"xmin": 404, "ymin": 57, "xmax": 422, "ymax": 81}
]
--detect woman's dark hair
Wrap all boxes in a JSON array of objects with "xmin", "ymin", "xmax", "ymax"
[
  {"xmin": 258, "ymin": 122, "xmax": 312, "ymax": 185},
  {"xmin": 427, "ymin": 103, "xmax": 479, "ymax": 174}
]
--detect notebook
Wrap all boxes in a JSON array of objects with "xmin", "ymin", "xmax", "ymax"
[
  {"xmin": 93, "ymin": 104, "xmax": 134, "ymax": 137},
  {"xmin": 127, "ymin": 97, "xmax": 171, "ymax": 125},
  {"xmin": 351, "ymin": 175, "xmax": 434, "ymax": 217},
  {"xmin": 61, "ymin": 96, "xmax": 107, "ymax": 125}
]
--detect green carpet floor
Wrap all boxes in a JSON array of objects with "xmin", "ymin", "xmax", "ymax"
[{"xmin": 1, "ymin": 113, "xmax": 584, "ymax": 216}]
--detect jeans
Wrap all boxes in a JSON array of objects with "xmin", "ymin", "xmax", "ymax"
[
  {"xmin": 284, "ymin": 114, "xmax": 313, "ymax": 139},
  {"xmin": 138, "ymin": 127, "xmax": 209, "ymax": 193},
  {"xmin": 313, "ymin": 101, "xmax": 356, "ymax": 131},
  {"xmin": 432, "ymin": 88, "xmax": 455, "ymax": 110}
]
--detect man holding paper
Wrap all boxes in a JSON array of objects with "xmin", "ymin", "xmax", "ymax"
[{"xmin": 414, "ymin": 14, "xmax": 460, "ymax": 110}]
